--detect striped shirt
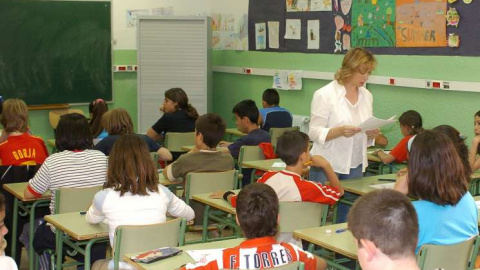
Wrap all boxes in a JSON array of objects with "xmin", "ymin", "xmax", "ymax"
[{"xmin": 27, "ymin": 150, "xmax": 107, "ymax": 214}]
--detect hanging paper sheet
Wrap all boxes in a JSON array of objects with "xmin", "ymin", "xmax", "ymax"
[
  {"xmin": 273, "ymin": 70, "xmax": 303, "ymax": 90},
  {"xmin": 268, "ymin": 21, "xmax": 280, "ymax": 49},
  {"xmin": 396, "ymin": 0, "xmax": 447, "ymax": 47},
  {"xmin": 255, "ymin": 22, "xmax": 267, "ymax": 50},
  {"xmin": 211, "ymin": 13, "xmax": 249, "ymax": 50},
  {"xmin": 285, "ymin": 19, "xmax": 302, "ymax": 39},
  {"xmin": 351, "ymin": 0, "xmax": 395, "ymax": 47},
  {"xmin": 307, "ymin": 20, "xmax": 320, "ymax": 49},
  {"xmin": 332, "ymin": 0, "xmax": 352, "ymax": 53}
]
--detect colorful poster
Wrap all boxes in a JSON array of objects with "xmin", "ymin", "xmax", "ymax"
[
  {"xmin": 311, "ymin": 0, "xmax": 332, "ymax": 11},
  {"xmin": 273, "ymin": 70, "xmax": 303, "ymax": 90},
  {"xmin": 151, "ymin": 6, "xmax": 174, "ymax": 16},
  {"xmin": 255, "ymin": 23, "xmax": 267, "ymax": 50},
  {"xmin": 287, "ymin": 0, "xmax": 310, "ymax": 11},
  {"xmin": 211, "ymin": 13, "xmax": 249, "ymax": 50},
  {"xmin": 396, "ymin": 0, "xmax": 447, "ymax": 47},
  {"xmin": 332, "ymin": 0, "xmax": 352, "ymax": 53},
  {"xmin": 307, "ymin": 20, "xmax": 320, "ymax": 49},
  {"xmin": 126, "ymin": 9, "xmax": 149, "ymax": 28},
  {"xmin": 351, "ymin": 0, "xmax": 396, "ymax": 47},
  {"xmin": 285, "ymin": 19, "xmax": 301, "ymax": 39},
  {"xmin": 268, "ymin": 21, "xmax": 280, "ymax": 49}
]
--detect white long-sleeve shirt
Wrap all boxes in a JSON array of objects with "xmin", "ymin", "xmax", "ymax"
[{"xmin": 309, "ymin": 80, "xmax": 374, "ymax": 174}]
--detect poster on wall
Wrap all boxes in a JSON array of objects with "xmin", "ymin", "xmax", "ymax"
[
  {"xmin": 212, "ymin": 13, "xmax": 249, "ymax": 50},
  {"xmin": 396, "ymin": 0, "xmax": 447, "ymax": 47},
  {"xmin": 332, "ymin": 0, "xmax": 352, "ymax": 52},
  {"xmin": 126, "ymin": 9, "xmax": 149, "ymax": 28},
  {"xmin": 351, "ymin": 0, "xmax": 395, "ymax": 47},
  {"xmin": 287, "ymin": 0, "xmax": 332, "ymax": 11},
  {"xmin": 307, "ymin": 20, "xmax": 320, "ymax": 49}
]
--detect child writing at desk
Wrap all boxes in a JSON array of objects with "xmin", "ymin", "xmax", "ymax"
[{"xmin": 374, "ymin": 110, "xmax": 423, "ymax": 164}]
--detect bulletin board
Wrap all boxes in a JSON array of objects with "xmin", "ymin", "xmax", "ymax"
[{"xmin": 248, "ymin": 0, "xmax": 480, "ymax": 56}]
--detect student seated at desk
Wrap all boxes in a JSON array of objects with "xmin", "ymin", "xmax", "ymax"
[
  {"xmin": 23, "ymin": 113, "xmax": 108, "ymax": 268},
  {"xmin": 394, "ymin": 130, "xmax": 478, "ymax": 253},
  {"xmin": 0, "ymin": 193, "xmax": 18, "ymax": 270},
  {"xmin": 182, "ymin": 183, "xmax": 326, "ymax": 270},
  {"xmin": 348, "ymin": 189, "xmax": 420, "ymax": 270},
  {"xmin": 373, "ymin": 110, "xmax": 423, "ymax": 164},
  {"xmin": 258, "ymin": 88, "xmax": 293, "ymax": 132},
  {"xmin": 89, "ymin": 98, "xmax": 109, "ymax": 139},
  {"xmin": 0, "ymin": 99, "xmax": 48, "ymax": 166},
  {"xmin": 87, "ymin": 135, "xmax": 195, "ymax": 270},
  {"xmin": 469, "ymin": 110, "xmax": 480, "ymax": 171},
  {"xmin": 94, "ymin": 108, "xmax": 172, "ymax": 160},
  {"xmin": 219, "ymin": 100, "xmax": 271, "ymax": 187},
  {"xmin": 213, "ymin": 131, "xmax": 343, "ymax": 245}
]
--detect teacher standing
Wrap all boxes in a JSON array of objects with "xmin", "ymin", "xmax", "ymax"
[{"xmin": 309, "ymin": 48, "xmax": 378, "ymax": 184}]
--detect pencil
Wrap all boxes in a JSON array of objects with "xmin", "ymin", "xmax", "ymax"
[{"xmin": 303, "ymin": 161, "xmax": 313, "ymax": 166}]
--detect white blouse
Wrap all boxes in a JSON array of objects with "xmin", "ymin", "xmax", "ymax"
[{"xmin": 309, "ymin": 80, "xmax": 374, "ymax": 174}]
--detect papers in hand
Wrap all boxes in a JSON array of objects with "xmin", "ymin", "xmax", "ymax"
[
  {"xmin": 370, "ymin": 182, "xmax": 395, "ymax": 190},
  {"xmin": 358, "ymin": 115, "xmax": 396, "ymax": 131},
  {"xmin": 186, "ymin": 249, "xmax": 225, "ymax": 264},
  {"xmin": 272, "ymin": 162, "xmax": 286, "ymax": 168}
]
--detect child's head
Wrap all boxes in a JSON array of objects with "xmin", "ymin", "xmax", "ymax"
[
  {"xmin": 348, "ymin": 189, "xmax": 418, "ymax": 269},
  {"xmin": 0, "ymin": 193, "xmax": 8, "ymax": 251},
  {"xmin": 88, "ymin": 99, "xmax": 108, "ymax": 137},
  {"xmin": 105, "ymin": 134, "xmax": 159, "ymax": 196},
  {"xmin": 102, "ymin": 108, "xmax": 134, "ymax": 135},
  {"xmin": 335, "ymin": 47, "xmax": 376, "ymax": 85},
  {"xmin": 236, "ymin": 182, "xmax": 279, "ymax": 239},
  {"xmin": 0, "ymin": 99, "xmax": 28, "ymax": 133},
  {"xmin": 474, "ymin": 110, "xmax": 480, "ymax": 136},
  {"xmin": 164, "ymin": 88, "xmax": 199, "ymax": 119},
  {"xmin": 232, "ymin": 99, "xmax": 259, "ymax": 132},
  {"xmin": 55, "ymin": 113, "xmax": 93, "ymax": 152},
  {"xmin": 408, "ymin": 130, "xmax": 468, "ymax": 206},
  {"xmin": 195, "ymin": 113, "xmax": 226, "ymax": 149},
  {"xmin": 262, "ymin": 88, "xmax": 280, "ymax": 107},
  {"xmin": 276, "ymin": 130, "xmax": 310, "ymax": 166},
  {"xmin": 432, "ymin": 125, "xmax": 471, "ymax": 179},
  {"xmin": 398, "ymin": 110, "xmax": 423, "ymax": 136}
]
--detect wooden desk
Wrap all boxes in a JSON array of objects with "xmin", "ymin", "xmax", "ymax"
[
  {"xmin": 3, "ymin": 182, "xmax": 50, "ymax": 270},
  {"xmin": 294, "ymin": 223, "xmax": 358, "ymax": 270},
  {"xmin": 241, "ymin": 158, "xmax": 285, "ymax": 172},
  {"xmin": 124, "ymin": 238, "xmax": 244, "ymax": 270},
  {"xmin": 192, "ymin": 191, "xmax": 239, "ymax": 242},
  {"xmin": 45, "ymin": 212, "xmax": 109, "ymax": 270},
  {"xmin": 341, "ymin": 174, "xmax": 396, "ymax": 197}
]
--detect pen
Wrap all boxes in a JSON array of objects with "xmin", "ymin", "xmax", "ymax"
[
  {"xmin": 335, "ymin": 228, "xmax": 347, "ymax": 233},
  {"xmin": 303, "ymin": 161, "xmax": 313, "ymax": 166},
  {"xmin": 378, "ymin": 178, "xmax": 396, "ymax": 182}
]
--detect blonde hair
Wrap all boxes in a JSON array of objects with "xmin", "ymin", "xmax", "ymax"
[
  {"xmin": 334, "ymin": 48, "xmax": 377, "ymax": 85},
  {"xmin": 0, "ymin": 99, "xmax": 28, "ymax": 133},
  {"xmin": 102, "ymin": 108, "xmax": 134, "ymax": 135}
]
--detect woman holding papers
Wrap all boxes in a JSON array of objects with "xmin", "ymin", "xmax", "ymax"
[{"xmin": 308, "ymin": 48, "xmax": 378, "ymax": 222}]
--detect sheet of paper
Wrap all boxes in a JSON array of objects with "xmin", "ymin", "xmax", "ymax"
[
  {"xmin": 272, "ymin": 70, "xmax": 303, "ymax": 90},
  {"xmin": 311, "ymin": 0, "xmax": 332, "ymax": 11},
  {"xmin": 272, "ymin": 162, "xmax": 286, "ymax": 168},
  {"xmin": 285, "ymin": 19, "xmax": 301, "ymax": 40},
  {"xmin": 186, "ymin": 249, "xmax": 225, "ymax": 263},
  {"xmin": 255, "ymin": 23, "xmax": 266, "ymax": 50},
  {"xmin": 369, "ymin": 182, "xmax": 395, "ymax": 190},
  {"xmin": 126, "ymin": 9, "xmax": 150, "ymax": 28},
  {"xmin": 307, "ymin": 20, "xmax": 320, "ymax": 49},
  {"xmin": 358, "ymin": 115, "xmax": 396, "ymax": 131},
  {"xmin": 475, "ymin": 200, "xmax": 480, "ymax": 210},
  {"xmin": 268, "ymin": 21, "xmax": 280, "ymax": 49}
]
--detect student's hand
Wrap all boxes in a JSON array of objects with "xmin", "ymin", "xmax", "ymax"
[
  {"xmin": 365, "ymin": 129, "xmax": 379, "ymax": 140},
  {"xmin": 340, "ymin": 125, "xmax": 361, "ymax": 138},
  {"xmin": 394, "ymin": 168, "xmax": 409, "ymax": 195},
  {"xmin": 209, "ymin": 190, "xmax": 226, "ymax": 199},
  {"xmin": 218, "ymin": 141, "xmax": 232, "ymax": 147},
  {"xmin": 310, "ymin": 155, "xmax": 331, "ymax": 169},
  {"xmin": 472, "ymin": 135, "xmax": 480, "ymax": 146}
]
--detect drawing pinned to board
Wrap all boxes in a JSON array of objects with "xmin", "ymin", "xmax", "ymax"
[
  {"xmin": 211, "ymin": 13, "xmax": 248, "ymax": 50},
  {"xmin": 351, "ymin": 0, "xmax": 395, "ymax": 47},
  {"xmin": 307, "ymin": 20, "xmax": 320, "ymax": 49},
  {"xmin": 310, "ymin": 0, "xmax": 332, "ymax": 11},
  {"xmin": 333, "ymin": 0, "xmax": 351, "ymax": 53},
  {"xmin": 447, "ymin": 33, "xmax": 460, "ymax": 47},
  {"xmin": 342, "ymin": 34, "xmax": 351, "ymax": 50},
  {"xmin": 268, "ymin": 21, "xmax": 280, "ymax": 49},
  {"xmin": 286, "ymin": 0, "xmax": 309, "ymax": 11},
  {"xmin": 273, "ymin": 70, "xmax": 303, "ymax": 90},
  {"xmin": 445, "ymin": 7, "xmax": 460, "ymax": 27},
  {"xmin": 285, "ymin": 19, "xmax": 301, "ymax": 39},
  {"xmin": 255, "ymin": 23, "xmax": 266, "ymax": 50},
  {"xmin": 126, "ymin": 9, "xmax": 149, "ymax": 28},
  {"xmin": 396, "ymin": 0, "xmax": 447, "ymax": 47},
  {"xmin": 340, "ymin": 0, "xmax": 352, "ymax": 15},
  {"xmin": 152, "ymin": 6, "xmax": 174, "ymax": 16}
]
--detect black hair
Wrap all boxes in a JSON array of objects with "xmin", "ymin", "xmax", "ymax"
[
  {"xmin": 262, "ymin": 88, "xmax": 280, "ymax": 106},
  {"xmin": 55, "ymin": 113, "xmax": 93, "ymax": 151},
  {"xmin": 276, "ymin": 131, "xmax": 309, "ymax": 166},
  {"xmin": 399, "ymin": 110, "xmax": 423, "ymax": 135},
  {"xmin": 232, "ymin": 99, "xmax": 259, "ymax": 124}
]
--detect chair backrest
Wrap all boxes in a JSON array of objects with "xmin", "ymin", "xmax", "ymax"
[
  {"xmin": 222, "ymin": 261, "xmax": 304, "ymax": 270},
  {"xmin": 150, "ymin": 152, "xmax": 159, "ymax": 168},
  {"xmin": 417, "ymin": 235, "xmax": 480, "ymax": 270},
  {"xmin": 278, "ymin": 201, "xmax": 328, "ymax": 233},
  {"xmin": 164, "ymin": 132, "xmax": 195, "ymax": 152},
  {"xmin": 238, "ymin": 145, "xmax": 265, "ymax": 169},
  {"xmin": 269, "ymin": 126, "xmax": 300, "ymax": 147},
  {"xmin": 185, "ymin": 170, "xmax": 238, "ymax": 204},
  {"xmin": 113, "ymin": 218, "xmax": 186, "ymax": 270},
  {"xmin": 49, "ymin": 108, "xmax": 85, "ymax": 130},
  {"xmin": 54, "ymin": 185, "xmax": 103, "ymax": 214}
]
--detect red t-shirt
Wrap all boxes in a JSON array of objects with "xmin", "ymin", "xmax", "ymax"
[
  {"xmin": 0, "ymin": 133, "xmax": 48, "ymax": 165},
  {"xmin": 389, "ymin": 135, "xmax": 413, "ymax": 163}
]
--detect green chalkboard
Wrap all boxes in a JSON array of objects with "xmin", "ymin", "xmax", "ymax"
[{"xmin": 0, "ymin": 0, "xmax": 112, "ymax": 105}]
